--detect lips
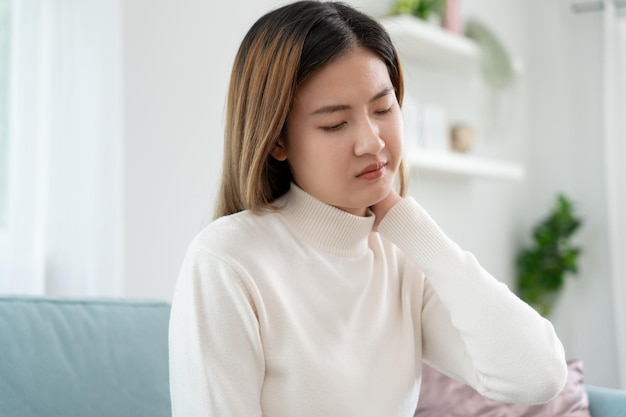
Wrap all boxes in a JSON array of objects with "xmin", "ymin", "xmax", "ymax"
[{"xmin": 356, "ymin": 161, "xmax": 387, "ymax": 178}]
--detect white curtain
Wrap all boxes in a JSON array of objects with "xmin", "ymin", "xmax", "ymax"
[
  {"xmin": 0, "ymin": 0, "xmax": 124, "ymax": 296},
  {"xmin": 604, "ymin": 0, "xmax": 626, "ymax": 389}
]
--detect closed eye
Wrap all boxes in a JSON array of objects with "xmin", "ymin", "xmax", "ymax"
[
  {"xmin": 375, "ymin": 106, "xmax": 393, "ymax": 115},
  {"xmin": 321, "ymin": 122, "xmax": 346, "ymax": 132}
]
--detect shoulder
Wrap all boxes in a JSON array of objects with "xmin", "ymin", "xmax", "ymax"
[
  {"xmin": 175, "ymin": 210, "xmax": 288, "ymax": 292},
  {"xmin": 188, "ymin": 209, "xmax": 288, "ymax": 259}
]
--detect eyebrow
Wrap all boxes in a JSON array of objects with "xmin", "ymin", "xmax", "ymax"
[{"xmin": 310, "ymin": 87, "xmax": 395, "ymax": 116}]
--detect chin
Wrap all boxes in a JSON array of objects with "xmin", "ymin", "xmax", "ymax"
[{"xmin": 358, "ymin": 181, "xmax": 393, "ymax": 208}]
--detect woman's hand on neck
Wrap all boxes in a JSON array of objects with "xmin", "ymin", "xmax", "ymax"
[{"xmin": 370, "ymin": 189, "xmax": 402, "ymax": 231}]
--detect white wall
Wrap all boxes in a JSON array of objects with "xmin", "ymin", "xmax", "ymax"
[
  {"xmin": 122, "ymin": 0, "xmax": 286, "ymax": 299},
  {"xmin": 120, "ymin": 0, "xmax": 619, "ymax": 387}
]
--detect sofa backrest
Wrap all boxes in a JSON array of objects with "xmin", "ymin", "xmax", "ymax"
[{"xmin": 0, "ymin": 296, "xmax": 171, "ymax": 417}]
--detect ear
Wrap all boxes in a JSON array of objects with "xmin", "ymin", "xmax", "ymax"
[{"xmin": 271, "ymin": 138, "xmax": 288, "ymax": 161}]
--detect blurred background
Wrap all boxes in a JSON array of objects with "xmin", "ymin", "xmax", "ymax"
[{"xmin": 0, "ymin": 0, "xmax": 624, "ymax": 389}]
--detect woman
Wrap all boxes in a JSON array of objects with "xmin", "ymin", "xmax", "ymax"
[{"xmin": 168, "ymin": 2, "xmax": 567, "ymax": 416}]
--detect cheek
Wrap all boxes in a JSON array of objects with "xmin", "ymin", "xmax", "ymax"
[
  {"xmin": 385, "ymin": 112, "xmax": 404, "ymax": 152},
  {"xmin": 286, "ymin": 132, "xmax": 328, "ymax": 173}
]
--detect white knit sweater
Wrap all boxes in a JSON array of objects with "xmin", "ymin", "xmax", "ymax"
[{"xmin": 169, "ymin": 185, "xmax": 567, "ymax": 417}]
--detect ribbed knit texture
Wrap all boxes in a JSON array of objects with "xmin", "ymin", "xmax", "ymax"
[
  {"xmin": 169, "ymin": 185, "xmax": 568, "ymax": 417},
  {"xmin": 280, "ymin": 185, "xmax": 375, "ymax": 257}
]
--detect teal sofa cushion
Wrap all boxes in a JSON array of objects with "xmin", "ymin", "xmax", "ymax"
[
  {"xmin": 0, "ymin": 296, "xmax": 171, "ymax": 417},
  {"xmin": 586, "ymin": 384, "xmax": 626, "ymax": 417}
]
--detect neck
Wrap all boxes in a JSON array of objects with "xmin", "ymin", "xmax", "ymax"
[{"xmin": 278, "ymin": 184, "xmax": 375, "ymax": 257}]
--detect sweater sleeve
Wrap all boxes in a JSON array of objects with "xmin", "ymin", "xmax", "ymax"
[
  {"xmin": 377, "ymin": 197, "xmax": 568, "ymax": 404},
  {"xmin": 168, "ymin": 245, "xmax": 264, "ymax": 417}
]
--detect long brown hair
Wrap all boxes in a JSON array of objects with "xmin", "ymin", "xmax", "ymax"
[{"xmin": 215, "ymin": 1, "xmax": 407, "ymax": 218}]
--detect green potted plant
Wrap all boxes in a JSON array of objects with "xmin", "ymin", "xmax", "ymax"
[
  {"xmin": 391, "ymin": 0, "xmax": 443, "ymax": 21},
  {"xmin": 516, "ymin": 194, "xmax": 583, "ymax": 317}
]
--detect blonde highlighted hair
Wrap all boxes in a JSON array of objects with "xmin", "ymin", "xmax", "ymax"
[{"xmin": 215, "ymin": 1, "xmax": 407, "ymax": 218}]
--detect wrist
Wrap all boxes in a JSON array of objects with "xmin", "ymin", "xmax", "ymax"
[{"xmin": 371, "ymin": 189, "xmax": 402, "ymax": 229}]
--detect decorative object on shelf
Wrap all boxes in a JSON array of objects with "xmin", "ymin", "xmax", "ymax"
[
  {"xmin": 465, "ymin": 18, "xmax": 516, "ymax": 91},
  {"xmin": 442, "ymin": 0, "xmax": 462, "ymax": 34},
  {"xmin": 464, "ymin": 18, "xmax": 519, "ymax": 142},
  {"xmin": 516, "ymin": 194, "xmax": 583, "ymax": 317},
  {"xmin": 449, "ymin": 123, "xmax": 475, "ymax": 152},
  {"xmin": 391, "ymin": 0, "xmax": 443, "ymax": 23}
]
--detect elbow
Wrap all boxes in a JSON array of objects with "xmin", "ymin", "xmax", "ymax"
[
  {"xmin": 523, "ymin": 332, "xmax": 569, "ymax": 404},
  {"xmin": 508, "ymin": 351, "xmax": 569, "ymax": 405},
  {"xmin": 519, "ymin": 363, "xmax": 568, "ymax": 405},
  {"xmin": 506, "ymin": 320, "xmax": 569, "ymax": 404},
  {"xmin": 527, "ymin": 356, "xmax": 568, "ymax": 404},
  {"xmin": 480, "ymin": 348, "xmax": 569, "ymax": 405}
]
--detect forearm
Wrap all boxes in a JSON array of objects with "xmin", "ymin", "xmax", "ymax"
[{"xmin": 378, "ymin": 198, "xmax": 568, "ymax": 404}]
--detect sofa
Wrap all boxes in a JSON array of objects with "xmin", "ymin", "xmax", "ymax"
[
  {"xmin": 1, "ymin": 295, "xmax": 625, "ymax": 417},
  {"xmin": 0, "ymin": 296, "xmax": 171, "ymax": 417}
]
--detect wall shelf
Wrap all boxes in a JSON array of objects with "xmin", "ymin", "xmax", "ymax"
[
  {"xmin": 380, "ymin": 15, "xmax": 526, "ymax": 182},
  {"xmin": 406, "ymin": 148, "xmax": 526, "ymax": 181},
  {"xmin": 380, "ymin": 15, "xmax": 479, "ymax": 69}
]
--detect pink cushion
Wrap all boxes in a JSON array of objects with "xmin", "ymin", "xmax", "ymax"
[{"xmin": 415, "ymin": 360, "xmax": 590, "ymax": 417}]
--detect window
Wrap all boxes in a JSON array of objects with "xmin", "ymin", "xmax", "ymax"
[{"xmin": 0, "ymin": 0, "xmax": 10, "ymax": 228}]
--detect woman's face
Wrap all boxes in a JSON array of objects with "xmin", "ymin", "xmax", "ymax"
[{"xmin": 274, "ymin": 46, "xmax": 403, "ymax": 216}]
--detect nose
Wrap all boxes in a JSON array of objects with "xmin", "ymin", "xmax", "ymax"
[{"xmin": 354, "ymin": 118, "xmax": 385, "ymax": 156}]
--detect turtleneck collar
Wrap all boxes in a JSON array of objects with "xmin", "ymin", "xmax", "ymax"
[{"xmin": 277, "ymin": 184, "xmax": 375, "ymax": 258}]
